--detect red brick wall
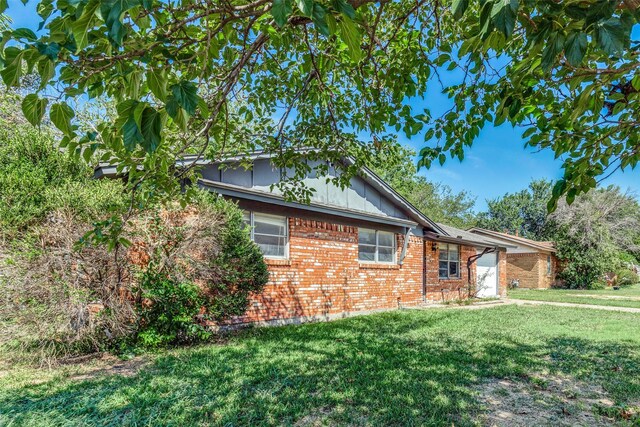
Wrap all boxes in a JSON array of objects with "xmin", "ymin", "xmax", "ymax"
[
  {"xmin": 423, "ymin": 243, "xmax": 477, "ymax": 303},
  {"xmin": 507, "ymin": 252, "xmax": 557, "ymax": 289},
  {"xmin": 232, "ymin": 217, "xmax": 497, "ymax": 324},
  {"xmin": 498, "ymin": 250, "xmax": 507, "ymax": 297}
]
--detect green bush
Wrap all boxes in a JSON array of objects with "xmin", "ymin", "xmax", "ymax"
[
  {"xmin": 0, "ymin": 121, "xmax": 268, "ymax": 358},
  {"xmin": 0, "ymin": 123, "xmax": 125, "ymax": 236},
  {"xmin": 203, "ymin": 195, "xmax": 270, "ymax": 320},
  {"xmin": 134, "ymin": 269, "xmax": 211, "ymax": 348},
  {"xmin": 128, "ymin": 193, "xmax": 268, "ymax": 349},
  {"xmin": 615, "ymin": 269, "xmax": 639, "ymax": 287},
  {"xmin": 554, "ymin": 230, "xmax": 621, "ymax": 290}
]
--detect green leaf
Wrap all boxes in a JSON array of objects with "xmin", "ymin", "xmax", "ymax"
[
  {"xmin": 297, "ymin": 0, "xmax": 313, "ymax": 16},
  {"xmin": 564, "ymin": 32, "xmax": 587, "ymax": 66},
  {"xmin": 165, "ymin": 96, "xmax": 180, "ymax": 119},
  {"xmin": 312, "ymin": 3, "xmax": 329, "ymax": 36},
  {"xmin": 37, "ymin": 58, "xmax": 55, "ymax": 89},
  {"xmin": 133, "ymin": 101, "xmax": 148, "ymax": 129},
  {"xmin": 595, "ymin": 18, "xmax": 626, "ymax": 55},
  {"xmin": 36, "ymin": 0, "xmax": 53, "ymax": 20},
  {"xmin": 541, "ymin": 32, "xmax": 564, "ymax": 71},
  {"xmin": 36, "ymin": 42, "xmax": 61, "ymax": 60},
  {"xmin": 0, "ymin": 47, "xmax": 24, "ymax": 87},
  {"xmin": 50, "ymin": 102, "xmax": 75, "ymax": 136},
  {"xmin": 491, "ymin": 0, "xmax": 518, "ymax": 38},
  {"xmin": 146, "ymin": 68, "xmax": 167, "ymax": 100},
  {"xmin": 139, "ymin": 107, "xmax": 163, "ymax": 153},
  {"xmin": 452, "ymin": 0, "xmax": 469, "ymax": 19},
  {"xmin": 100, "ymin": 0, "xmax": 139, "ymax": 46},
  {"xmin": 12, "ymin": 28, "xmax": 37, "ymax": 41},
  {"xmin": 332, "ymin": 0, "xmax": 355, "ymax": 19},
  {"xmin": 338, "ymin": 16, "xmax": 362, "ymax": 61},
  {"xmin": 21, "ymin": 94, "xmax": 48, "ymax": 127},
  {"xmin": 116, "ymin": 99, "xmax": 140, "ymax": 119},
  {"xmin": 71, "ymin": 0, "xmax": 100, "ymax": 51},
  {"xmin": 0, "ymin": 0, "xmax": 7, "ymax": 13},
  {"xmin": 122, "ymin": 117, "xmax": 143, "ymax": 151},
  {"xmin": 170, "ymin": 81, "xmax": 199, "ymax": 116},
  {"xmin": 271, "ymin": 0, "xmax": 292, "ymax": 27}
]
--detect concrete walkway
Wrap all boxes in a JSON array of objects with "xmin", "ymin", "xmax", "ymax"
[
  {"xmin": 507, "ymin": 298, "xmax": 640, "ymax": 313},
  {"xmin": 416, "ymin": 298, "xmax": 640, "ymax": 313}
]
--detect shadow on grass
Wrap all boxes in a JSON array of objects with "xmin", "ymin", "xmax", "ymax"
[{"xmin": 1, "ymin": 309, "xmax": 639, "ymax": 426}]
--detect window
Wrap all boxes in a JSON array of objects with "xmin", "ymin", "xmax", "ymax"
[
  {"xmin": 439, "ymin": 243, "xmax": 460, "ymax": 279},
  {"xmin": 243, "ymin": 212, "xmax": 288, "ymax": 258},
  {"xmin": 547, "ymin": 255, "xmax": 552, "ymax": 275},
  {"xmin": 358, "ymin": 228, "xmax": 396, "ymax": 263}
]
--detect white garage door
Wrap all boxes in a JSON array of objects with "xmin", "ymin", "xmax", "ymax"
[{"xmin": 476, "ymin": 251, "xmax": 498, "ymax": 298}]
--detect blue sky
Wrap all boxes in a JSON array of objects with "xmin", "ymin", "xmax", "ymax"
[
  {"xmin": 398, "ymin": 90, "xmax": 634, "ymax": 211},
  {"xmin": 6, "ymin": 1, "xmax": 639, "ymax": 211}
]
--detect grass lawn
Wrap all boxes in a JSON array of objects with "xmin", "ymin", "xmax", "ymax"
[
  {"xmin": 510, "ymin": 284, "xmax": 640, "ymax": 309},
  {"xmin": 1, "ymin": 305, "xmax": 640, "ymax": 426}
]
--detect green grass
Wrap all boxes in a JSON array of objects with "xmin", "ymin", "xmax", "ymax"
[
  {"xmin": 510, "ymin": 284, "xmax": 640, "ymax": 309},
  {"xmin": 1, "ymin": 306, "xmax": 640, "ymax": 426}
]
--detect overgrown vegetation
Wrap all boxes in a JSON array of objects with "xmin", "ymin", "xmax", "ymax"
[
  {"xmin": 0, "ymin": 120, "xmax": 268, "ymax": 364},
  {"xmin": 0, "ymin": 123, "xmax": 126, "ymax": 238}
]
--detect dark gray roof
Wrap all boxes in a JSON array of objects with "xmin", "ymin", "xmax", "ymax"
[
  {"xmin": 423, "ymin": 223, "xmax": 513, "ymax": 250},
  {"xmin": 95, "ymin": 150, "xmax": 447, "ymax": 234},
  {"xmin": 468, "ymin": 227, "xmax": 556, "ymax": 253}
]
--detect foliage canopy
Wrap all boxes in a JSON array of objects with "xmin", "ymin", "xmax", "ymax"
[{"xmin": 2, "ymin": 0, "xmax": 638, "ymax": 216}]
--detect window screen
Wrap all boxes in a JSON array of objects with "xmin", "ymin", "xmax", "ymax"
[
  {"xmin": 358, "ymin": 229, "xmax": 396, "ymax": 263},
  {"xmin": 439, "ymin": 243, "xmax": 460, "ymax": 279},
  {"xmin": 243, "ymin": 211, "xmax": 288, "ymax": 258}
]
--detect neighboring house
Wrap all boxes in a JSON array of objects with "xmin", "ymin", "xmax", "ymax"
[
  {"xmin": 468, "ymin": 228, "xmax": 558, "ymax": 289},
  {"xmin": 96, "ymin": 153, "xmax": 508, "ymax": 325}
]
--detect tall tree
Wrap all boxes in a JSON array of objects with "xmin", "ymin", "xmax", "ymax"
[
  {"xmin": 476, "ymin": 180, "xmax": 553, "ymax": 239},
  {"xmin": 1, "ymin": 0, "xmax": 638, "ymax": 223},
  {"xmin": 550, "ymin": 186, "xmax": 640, "ymax": 288},
  {"xmin": 427, "ymin": 0, "xmax": 640, "ymax": 210},
  {"xmin": 373, "ymin": 147, "xmax": 477, "ymax": 228}
]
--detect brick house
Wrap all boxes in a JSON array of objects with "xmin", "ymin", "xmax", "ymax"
[
  {"xmin": 97, "ymin": 153, "xmax": 508, "ymax": 325},
  {"xmin": 468, "ymin": 228, "xmax": 558, "ymax": 289}
]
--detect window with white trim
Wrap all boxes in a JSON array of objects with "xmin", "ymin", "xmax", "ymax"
[
  {"xmin": 358, "ymin": 228, "xmax": 396, "ymax": 263},
  {"xmin": 546, "ymin": 255, "xmax": 552, "ymax": 275},
  {"xmin": 243, "ymin": 212, "xmax": 288, "ymax": 258},
  {"xmin": 439, "ymin": 243, "xmax": 460, "ymax": 279}
]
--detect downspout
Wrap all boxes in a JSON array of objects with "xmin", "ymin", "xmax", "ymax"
[
  {"xmin": 398, "ymin": 227, "xmax": 411, "ymax": 265},
  {"xmin": 422, "ymin": 230, "xmax": 427, "ymax": 301}
]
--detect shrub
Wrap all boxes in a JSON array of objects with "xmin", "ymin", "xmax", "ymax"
[
  {"xmin": 0, "ymin": 211, "xmax": 136, "ymax": 365},
  {"xmin": 0, "ymin": 123, "xmax": 126, "ymax": 238},
  {"xmin": 204, "ymin": 195, "xmax": 270, "ymax": 320},
  {"xmin": 615, "ymin": 269, "xmax": 639, "ymax": 287},
  {"xmin": 1, "ymin": 194, "xmax": 269, "ymax": 363},
  {"xmin": 0, "ymin": 122, "xmax": 268, "ymax": 362},
  {"xmin": 134, "ymin": 269, "xmax": 210, "ymax": 348},
  {"xmin": 553, "ymin": 229, "xmax": 621, "ymax": 289},
  {"xmin": 127, "ymin": 192, "xmax": 268, "ymax": 347}
]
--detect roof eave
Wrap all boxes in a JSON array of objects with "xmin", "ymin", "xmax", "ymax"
[
  {"xmin": 468, "ymin": 227, "xmax": 556, "ymax": 253},
  {"xmin": 423, "ymin": 231, "xmax": 507, "ymax": 251},
  {"xmin": 199, "ymin": 178, "xmax": 420, "ymax": 229}
]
